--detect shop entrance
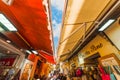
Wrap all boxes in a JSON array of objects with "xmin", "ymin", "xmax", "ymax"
[
  {"xmin": 0, "ymin": 46, "xmax": 19, "ymax": 79},
  {"xmin": 80, "ymin": 53, "xmax": 101, "ymax": 80},
  {"xmin": 84, "ymin": 52, "xmax": 101, "ymax": 66}
]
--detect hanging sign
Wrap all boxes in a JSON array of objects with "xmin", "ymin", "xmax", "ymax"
[{"xmin": 84, "ymin": 43, "xmax": 103, "ymax": 55}]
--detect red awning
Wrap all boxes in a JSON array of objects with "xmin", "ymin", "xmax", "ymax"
[
  {"xmin": 0, "ymin": 0, "xmax": 53, "ymax": 55},
  {"xmin": 0, "ymin": 0, "xmax": 54, "ymax": 63},
  {"xmin": 38, "ymin": 50, "xmax": 56, "ymax": 64}
]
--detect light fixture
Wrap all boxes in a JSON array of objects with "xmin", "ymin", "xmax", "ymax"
[
  {"xmin": 26, "ymin": 50, "xmax": 32, "ymax": 54},
  {"xmin": 99, "ymin": 19, "xmax": 115, "ymax": 31},
  {"xmin": 0, "ymin": 14, "xmax": 17, "ymax": 31},
  {"xmin": 0, "ymin": 26, "xmax": 4, "ymax": 31},
  {"xmin": 32, "ymin": 50, "xmax": 38, "ymax": 54},
  {"xmin": 6, "ymin": 40, "xmax": 11, "ymax": 43},
  {"xmin": 2, "ymin": 0, "xmax": 14, "ymax": 5},
  {"xmin": 20, "ymin": 49, "xmax": 23, "ymax": 51},
  {"xmin": 7, "ymin": 50, "xmax": 10, "ymax": 54}
]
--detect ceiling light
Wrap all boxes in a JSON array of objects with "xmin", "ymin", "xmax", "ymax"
[
  {"xmin": 20, "ymin": 49, "xmax": 23, "ymax": 51},
  {"xmin": 7, "ymin": 50, "xmax": 10, "ymax": 54},
  {"xmin": 6, "ymin": 40, "xmax": 11, "ymax": 43},
  {"xmin": 0, "ymin": 14, "xmax": 17, "ymax": 31},
  {"xmin": 32, "ymin": 50, "xmax": 38, "ymax": 54},
  {"xmin": 99, "ymin": 19, "xmax": 115, "ymax": 31},
  {"xmin": 26, "ymin": 50, "xmax": 32, "ymax": 54}
]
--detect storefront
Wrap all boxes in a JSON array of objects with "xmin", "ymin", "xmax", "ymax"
[
  {"xmin": 78, "ymin": 33, "xmax": 120, "ymax": 65},
  {"xmin": 79, "ymin": 18, "xmax": 120, "ymax": 64},
  {"xmin": 20, "ymin": 59, "xmax": 33, "ymax": 80},
  {"xmin": 67, "ymin": 33, "xmax": 120, "ymax": 79},
  {"xmin": 20, "ymin": 53, "xmax": 51, "ymax": 80},
  {"xmin": 68, "ymin": 17, "xmax": 120, "ymax": 80},
  {"xmin": 0, "ymin": 53, "xmax": 19, "ymax": 79},
  {"xmin": 0, "ymin": 39, "xmax": 25, "ymax": 79}
]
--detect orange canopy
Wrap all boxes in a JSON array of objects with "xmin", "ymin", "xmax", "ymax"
[
  {"xmin": 38, "ymin": 50, "xmax": 56, "ymax": 64},
  {"xmin": 0, "ymin": 0, "xmax": 54, "ymax": 62}
]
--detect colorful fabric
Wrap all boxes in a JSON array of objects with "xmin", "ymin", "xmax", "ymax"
[
  {"xmin": 98, "ymin": 65, "xmax": 110, "ymax": 80},
  {"xmin": 110, "ymin": 73, "xmax": 116, "ymax": 80},
  {"xmin": 76, "ymin": 68, "xmax": 82, "ymax": 77},
  {"xmin": 102, "ymin": 74, "xmax": 110, "ymax": 80}
]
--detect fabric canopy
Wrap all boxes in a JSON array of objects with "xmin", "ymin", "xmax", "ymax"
[
  {"xmin": 38, "ymin": 50, "xmax": 56, "ymax": 64},
  {"xmin": 0, "ymin": 0, "xmax": 54, "ymax": 60}
]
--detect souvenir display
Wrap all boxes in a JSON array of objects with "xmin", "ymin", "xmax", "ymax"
[{"xmin": 113, "ymin": 65, "xmax": 120, "ymax": 75}]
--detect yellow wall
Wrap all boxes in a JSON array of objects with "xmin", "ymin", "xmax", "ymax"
[
  {"xmin": 79, "ymin": 34, "xmax": 120, "ymax": 59},
  {"xmin": 105, "ymin": 19, "xmax": 120, "ymax": 50},
  {"xmin": 104, "ymin": 19, "xmax": 120, "ymax": 59}
]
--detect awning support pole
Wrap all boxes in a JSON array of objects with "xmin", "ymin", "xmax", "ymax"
[{"xmin": 60, "ymin": 23, "xmax": 85, "ymax": 44}]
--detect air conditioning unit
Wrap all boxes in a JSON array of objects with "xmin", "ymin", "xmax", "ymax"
[{"xmin": 2, "ymin": 0, "xmax": 14, "ymax": 5}]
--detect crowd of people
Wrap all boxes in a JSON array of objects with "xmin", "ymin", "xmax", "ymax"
[{"xmin": 49, "ymin": 73, "xmax": 67, "ymax": 80}]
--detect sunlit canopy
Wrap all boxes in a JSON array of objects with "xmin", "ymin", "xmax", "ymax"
[{"xmin": 57, "ymin": 0, "xmax": 117, "ymax": 61}]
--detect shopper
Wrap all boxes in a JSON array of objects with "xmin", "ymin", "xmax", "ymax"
[{"xmin": 62, "ymin": 74, "xmax": 67, "ymax": 80}]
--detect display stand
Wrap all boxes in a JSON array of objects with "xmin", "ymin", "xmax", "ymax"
[
  {"xmin": 98, "ymin": 53, "xmax": 120, "ymax": 66},
  {"xmin": 20, "ymin": 59, "xmax": 33, "ymax": 80},
  {"xmin": 98, "ymin": 53, "xmax": 120, "ymax": 80}
]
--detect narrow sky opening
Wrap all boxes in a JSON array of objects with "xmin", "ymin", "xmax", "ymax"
[{"xmin": 51, "ymin": 0, "xmax": 65, "ymax": 57}]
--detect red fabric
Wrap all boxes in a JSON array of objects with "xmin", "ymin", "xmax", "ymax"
[
  {"xmin": 0, "ymin": 0, "xmax": 53, "ymax": 55},
  {"xmin": 38, "ymin": 50, "xmax": 56, "ymax": 64},
  {"xmin": 28, "ymin": 54, "xmax": 36, "ymax": 62},
  {"xmin": 9, "ymin": 0, "xmax": 53, "ymax": 54},
  {"xmin": 98, "ymin": 65, "xmax": 110, "ymax": 80},
  {"xmin": 76, "ymin": 69, "xmax": 82, "ymax": 77},
  {"xmin": 102, "ymin": 74, "xmax": 110, "ymax": 80},
  {"xmin": 0, "ymin": 58, "xmax": 16, "ymax": 66}
]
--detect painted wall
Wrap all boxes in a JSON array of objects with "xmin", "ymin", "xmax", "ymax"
[
  {"xmin": 78, "ymin": 34, "xmax": 120, "ymax": 65},
  {"xmin": 104, "ymin": 19, "xmax": 120, "ymax": 59},
  {"xmin": 105, "ymin": 19, "xmax": 120, "ymax": 50}
]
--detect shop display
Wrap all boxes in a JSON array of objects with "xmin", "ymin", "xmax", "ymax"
[
  {"xmin": 113, "ymin": 65, "xmax": 120, "ymax": 74},
  {"xmin": 13, "ymin": 69, "xmax": 21, "ymax": 80},
  {"xmin": 20, "ymin": 59, "xmax": 33, "ymax": 80},
  {"xmin": 76, "ymin": 67, "xmax": 82, "ymax": 77},
  {"xmin": 21, "ymin": 63, "xmax": 32, "ymax": 79},
  {"xmin": 98, "ymin": 54, "xmax": 120, "ymax": 80},
  {"xmin": 111, "ymin": 65, "xmax": 120, "ymax": 79},
  {"xmin": 5, "ymin": 68, "xmax": 15, "ymax": 80},
  {"xmin": 0, "ymin": 57, "xmax": 16, "ymax": 66},
  {"xmin": 0, "ymin": 54, "xmax": 18, "ymax": 79}
]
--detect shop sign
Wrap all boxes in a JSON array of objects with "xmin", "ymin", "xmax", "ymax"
[
  {"xmin": 0, "ymin": 58, "xmax": 16, "ymax": 66},
  {"xmin": 84, "ymin": 43, "xmax": 103, "ymax": 55},
  {"xmin": 79, "ymin": 34, "xmax": 120, "ymax": 60}
]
